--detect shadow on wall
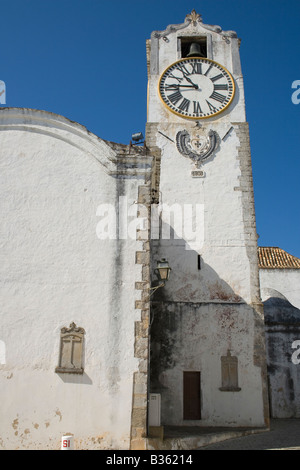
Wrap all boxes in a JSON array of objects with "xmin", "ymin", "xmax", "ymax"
[
  {"xmin": 148, "ymin": 222, "xmax": 265, "ymax": 422},
  {"xmin": 150, "ymin": 221, "xmax": 247, "ymax": 305},
  {"xmin": 263, "ymin": 289, "xmax": 300, "ymax": 323},
  {"xmin": 56, "ymin": 372, "xmax": 93, "ymax": 385},
  {"xmin": 263, "ymin": 289, "xmax": 300, "ymax": 419}
]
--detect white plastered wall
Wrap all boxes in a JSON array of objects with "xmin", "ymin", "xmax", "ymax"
[
  {"xmin": 147, "ymin": 16, "xmax": 267, "ymax": 428},
  {"xmin": 0, "ymin": 109, "xmax": 143, "ymax": 449},
  {"xmin": 260, "ymin": 269, "xmax": 300, "ymax": 309}
]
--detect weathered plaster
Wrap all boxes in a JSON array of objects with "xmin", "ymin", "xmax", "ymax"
[
  {"xmin": 0, "ymin": 108, "xmax": 152, "ymax": 449},
  {"xmin": 146, "ymin": 13, "xmax": 268, "ymax": 429}
]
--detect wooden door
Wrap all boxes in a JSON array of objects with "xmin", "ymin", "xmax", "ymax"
[{"xmin": 183, "ymin": 371, "xmax": 201, "ymax": 420}]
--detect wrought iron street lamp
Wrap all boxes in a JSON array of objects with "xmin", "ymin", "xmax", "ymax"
[{"xmin": 150, "ymin": 258, "xmax": 171, "ymax": 296}]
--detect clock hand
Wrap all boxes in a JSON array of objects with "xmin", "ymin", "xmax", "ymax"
[
  {"xmin": 182, "ymin": 74, "xmax": 199, "ymax": 89},
  {"xmin": 167, "ymin": 84, "xmax": 199, "ymax": 89}
]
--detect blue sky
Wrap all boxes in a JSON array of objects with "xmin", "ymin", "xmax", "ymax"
[{"xmin": 0, "ymin": 0, "xmax": 299, "ymax": 257}]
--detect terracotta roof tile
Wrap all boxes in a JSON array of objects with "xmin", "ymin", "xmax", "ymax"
[{"xmin": 258, "ymin": 246, "xmax": 300, "ymax": 269}]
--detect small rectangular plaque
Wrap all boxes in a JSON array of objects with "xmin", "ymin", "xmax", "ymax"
[{"xmin": 191, "ymin": 170, "xmax": 205, "ymax": 178}]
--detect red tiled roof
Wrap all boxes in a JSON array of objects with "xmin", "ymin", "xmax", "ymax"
[{"xmin": 258, "ymin": 246, "xmax": 300, "ymax": 269}]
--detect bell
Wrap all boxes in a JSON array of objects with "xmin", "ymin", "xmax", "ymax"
[{"xmin": 186, "ymin": 42, "xmax": 204, "ymax": 57}]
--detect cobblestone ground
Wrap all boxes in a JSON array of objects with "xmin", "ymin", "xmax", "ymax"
[{"xmin": 199, "ymin": 419, "xmax": 300, "ymax": 450}]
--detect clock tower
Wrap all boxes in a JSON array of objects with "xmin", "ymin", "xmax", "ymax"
[{"xmin": 146, "ymin": 11, "xmax": 269, "ymax": 428}]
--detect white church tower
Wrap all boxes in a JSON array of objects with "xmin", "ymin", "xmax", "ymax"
[{"xmin": 146, "ymin": 11, "xmax": 269, "ymax": 428}]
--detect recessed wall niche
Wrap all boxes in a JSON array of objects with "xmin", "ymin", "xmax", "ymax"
[{"xmin": 55, "ymin": 322, "xmax": 85, "ymax": 375}]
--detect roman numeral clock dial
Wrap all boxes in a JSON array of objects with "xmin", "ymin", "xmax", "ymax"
[{"xmin": 158, "ymin": 58, "xmax": 235, "ymax": 119}]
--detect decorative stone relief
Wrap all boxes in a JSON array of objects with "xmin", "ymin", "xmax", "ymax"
[
  {"xmin": 55, "ymin": 322, "xmax": 85, "ymax": 374},
  {"xmin": 176, "ymin": 126, "xmax": 219, "ymax": 168},
  {"xmin": 185, "ymin": 9, "xmax": 202, "ymax": 25},
  {"xmin": 219, "ymin": 350, "xmax": 241, "ymax": 391},
  {"xmin": 151, "ymin": 10, "xmax": 237, "ymax": 40}
]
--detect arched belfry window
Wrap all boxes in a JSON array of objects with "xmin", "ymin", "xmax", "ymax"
[{"xmin": 55, "ymin": 322, "xmax": 85, "ymax": 374}]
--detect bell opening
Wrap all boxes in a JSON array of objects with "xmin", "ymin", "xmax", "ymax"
[
  {"xmin": 180, "ymin": 38, "xmax": 207, "ymax": 58},
  {"xmin": 186, "ymin": 42, "xmax": 205, "ymax": 58}
]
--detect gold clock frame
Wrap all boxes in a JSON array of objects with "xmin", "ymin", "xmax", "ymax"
[{"xmin": 158, "ymin": 57, "xmax": 235, "ymax": 120}]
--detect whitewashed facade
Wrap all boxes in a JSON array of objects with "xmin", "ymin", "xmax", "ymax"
[
  {"xmin": 0, "ymin": 108, "xmax": 152, "ymax": 449},
  {"xmin": 147, "ymin": 12, "xmax": 269, "ymax": 428},
  {"xmin": 3, "ymin": 11, "xmax": 299, "ymax": 449}
]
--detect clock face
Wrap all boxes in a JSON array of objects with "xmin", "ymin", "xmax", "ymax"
[{"xmin": 158, "ymin": 57, "xmax": 235, "ymax": 119}]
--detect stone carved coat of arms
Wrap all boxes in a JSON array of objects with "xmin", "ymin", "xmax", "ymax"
[{"xmin": 176, "ymin": 127, "xmax": 219, "ymax": 167}]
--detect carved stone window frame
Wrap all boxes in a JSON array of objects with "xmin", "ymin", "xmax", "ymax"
[
  {"xmin": 55, "ymin": 322, "xmax": 85, "ymax": 375},
  {"xmin": 219, "ymin": 350, "xmax": 241, "ymax": 392}
]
